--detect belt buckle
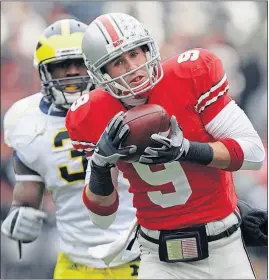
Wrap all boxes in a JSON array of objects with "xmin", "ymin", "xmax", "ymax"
[{"xmin": 225, "ymin": 224, "xmax": 239, "ymax": 237}]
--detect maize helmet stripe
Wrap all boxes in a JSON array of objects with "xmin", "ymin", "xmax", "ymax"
[
  {"xmin": 61, "ymin": 19, "xmax": 71, "ymax": 36},
  {"xmin": 97, "ymin": 15, "xmax": 120, "ymax": 43}
]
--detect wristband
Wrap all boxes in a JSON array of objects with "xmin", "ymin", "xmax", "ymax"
[
  {"xmin": 82, "ymin": 186, "xmax": 119, "ymax": 216},
  {"xmin": 219, "ymin": 139, "xmax": 244, "ymax": 171},
  {"xmin": 182, "ymin": 141, "xmax": 213, "ymax": 165},
  {"xmin": 89, "ymin": 161, "xmax": 114, "ymax": 196}
]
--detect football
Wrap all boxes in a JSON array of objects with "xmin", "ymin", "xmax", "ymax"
[{"xmin": 121, "ymin": 104, "xmax": 171, "ymax": 162}]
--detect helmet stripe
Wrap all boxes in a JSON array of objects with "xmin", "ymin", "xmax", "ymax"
[
  {"xmin": 97, "ymin": 15, "xmax": 120, "ymax": 43},
  {"xmin": 110, "ymin": 14, "xmax": 124, "ymax": 37},
  {"xmin": 61, "ymin": 19, "xmax": 70, "ymax": 36}
]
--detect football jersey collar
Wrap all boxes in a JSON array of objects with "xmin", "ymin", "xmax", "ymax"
[{"xmin": 39, "ymin": 98, "xmax": 67, "ymax": 117}]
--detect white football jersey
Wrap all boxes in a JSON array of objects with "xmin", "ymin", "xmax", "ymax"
[{"xmin": 4, "ymin": 93, "xmax": 139, "ymax": 267}]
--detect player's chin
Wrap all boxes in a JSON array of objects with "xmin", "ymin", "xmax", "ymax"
[
  {"xmin": 135, "ymin": 91, "xmax": 151, "ymax": 99},
  {"xmin": 131, "ymin": 80, "xmax": 152, "ymax": 98}
]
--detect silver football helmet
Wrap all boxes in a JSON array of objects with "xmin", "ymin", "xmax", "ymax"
[{"xmin": 82, "ymin": 13, "xmax": 163, "ymax": 99}]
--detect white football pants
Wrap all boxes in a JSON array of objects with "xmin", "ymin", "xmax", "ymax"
[{"xmin": 138, "ymin": 212, "xmax": 255, "ymax": 279}]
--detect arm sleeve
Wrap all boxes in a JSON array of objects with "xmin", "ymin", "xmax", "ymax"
[
  {"xmin": 205, "ymin": 101, "xmax": 265, "ymax": 170},
  {"xmin": 3, "ymin": 95, "xmax": 46, "ymax": 181}
]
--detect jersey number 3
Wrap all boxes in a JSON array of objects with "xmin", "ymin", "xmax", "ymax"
[{"xmin": 53, "ymin": 129, "xmax": 87, "ymax": 183}]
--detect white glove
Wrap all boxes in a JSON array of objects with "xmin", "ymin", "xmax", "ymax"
[{"xmin": 1, "ymin": 207, "xmax": 47, "ymax": 242}]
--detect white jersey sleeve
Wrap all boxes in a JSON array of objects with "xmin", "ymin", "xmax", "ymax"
[
  {"xmin": 205, "ymin": 101, "xmax": 265, "ymax": 170},
  {"xmin": 4, "ymin": 93, "xmax": 46, "ymax": 181}
]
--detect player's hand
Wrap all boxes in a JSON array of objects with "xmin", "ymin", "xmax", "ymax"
[
  {"xmin": 1, "ymin": 206, "xmax": 47, "ymax": 243},
  {"xmin": 92, "ymin": 111, "xmax": 137, "ymax": 168},
  {"xmin": 241, "ymin": 210, "xmax": 268, "ymax": 247},
  {"xmin": 139, "ymin": 116, "xmax": 190, "ymax": 164}
]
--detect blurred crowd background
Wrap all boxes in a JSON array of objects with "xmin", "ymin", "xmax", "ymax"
[{"xmin": 1, "ymin": 1, "xmax": 268, "ymax": 279}]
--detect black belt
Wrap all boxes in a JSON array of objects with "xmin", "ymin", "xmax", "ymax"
[{"xmin": 139, "ymin": 211, "xmax": 242, "ymax": 245}]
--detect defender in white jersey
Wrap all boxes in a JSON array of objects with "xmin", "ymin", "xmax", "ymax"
[{"xmin": 1, "ymin": 19, "xmax": 140, "ymax": 279}]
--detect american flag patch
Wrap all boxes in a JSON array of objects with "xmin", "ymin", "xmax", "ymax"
[
  {"xmin": 166, "ymin": 237, "xmax": 199, "ymax": 260},
  {"xmin": 181, "ymin": 238, "xmax": 198, "ymax": 259}
]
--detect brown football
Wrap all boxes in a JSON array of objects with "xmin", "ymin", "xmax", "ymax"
[{"xmin": 120, "ymin": 104, "xmax": 171, "ymax": 162}]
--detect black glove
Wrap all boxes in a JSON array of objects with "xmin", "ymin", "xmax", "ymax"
[
  {"xmin": 139, "ymin": 116, "xmax": 190, "ymax": 165},
  {"xmin": 91, "ymin": 111, "xmax": 137, "ymax": 168},
  {"xmin": 241, "ymin": 210, "xmax": 268, "ymax": 247}
]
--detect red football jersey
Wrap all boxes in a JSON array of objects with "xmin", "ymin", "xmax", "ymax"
[{"xmin": 66, "ymin": 48, "xmax": 237, "ymax": 230}]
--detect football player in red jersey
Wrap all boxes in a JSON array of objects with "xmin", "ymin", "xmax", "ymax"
[{"xmin": 66, "ymin": 13, "xmax": 265, "ymax": 279}]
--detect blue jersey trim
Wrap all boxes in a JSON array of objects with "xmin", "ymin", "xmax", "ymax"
[{"xmin": 39, "ymin": 98, "xmax": 67, "ymax": 117}]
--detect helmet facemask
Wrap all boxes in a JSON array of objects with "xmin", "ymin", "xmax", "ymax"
[
  {"xmin": 39, "ymin": 57, "xmax": 94, "ymax": 110},
  {"xmin": 85, "ymin": 38, "xmax": 163, "ymax": 99}
]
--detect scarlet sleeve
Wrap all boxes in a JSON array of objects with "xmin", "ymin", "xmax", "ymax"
[
  {"xmin": 191, "ymin": 49, "xmax": 232, "ymax": 125},
  {"xmin": 65, "ymin": 89, "xmax": 126, "ymax": 151}
]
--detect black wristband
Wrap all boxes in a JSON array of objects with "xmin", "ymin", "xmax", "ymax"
[
  {"xmin": 89, "ymin": 161, "xmax": 114, "ymax": 196},
  {"xmin": 182, "ymin": 141, "xmax": 213, "ymax": 165}
]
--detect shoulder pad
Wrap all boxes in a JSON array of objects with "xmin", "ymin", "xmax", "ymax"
[
  {"xmin": 164, "ymin": 48, "xmax": 221, "ymax": 79},
  {"xmin": 66, "ymin": 89, "xmax": 125, "ymax": 145},
  {"xmin": 4, "ymin": 93, "xmax": 47, "ymax": 149}
]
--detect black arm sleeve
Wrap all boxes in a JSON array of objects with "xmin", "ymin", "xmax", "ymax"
[{"xmin": 89, "ymin": 161, "xmax": 115, "ymax": 196}]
